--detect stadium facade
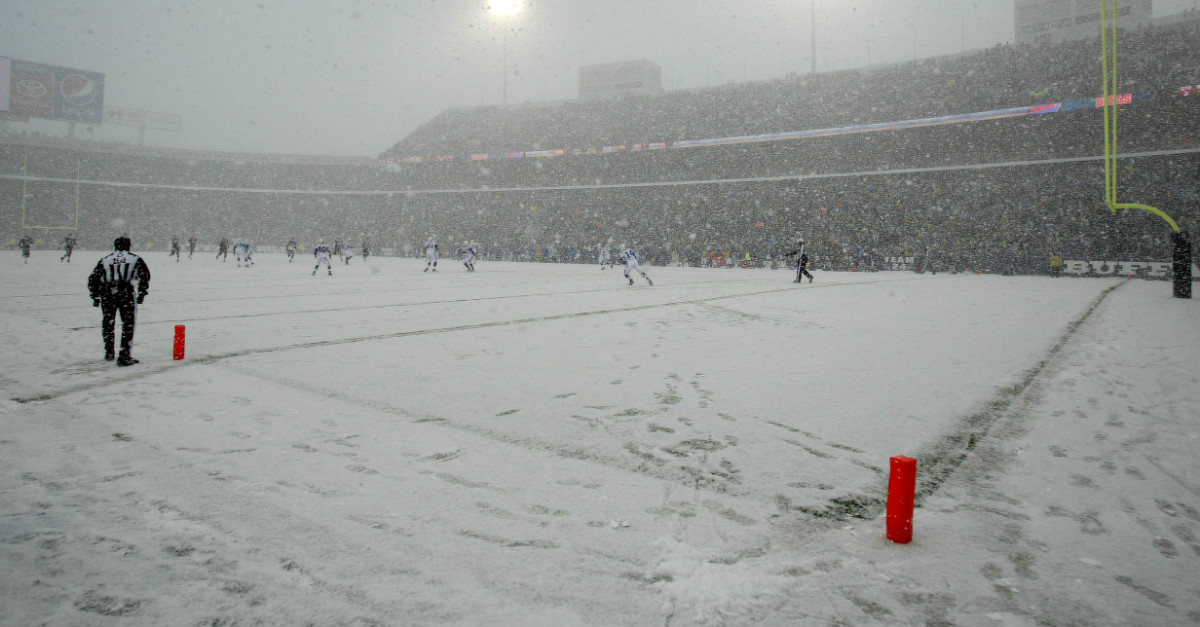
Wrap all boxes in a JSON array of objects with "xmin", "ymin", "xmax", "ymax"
[
  {"xmin": 578, "ymin": 60, "xmax": 663, "ymax": 103},
  {"xmin": 1016, "ymin": 0, "xmax": 1153, "ymax": 46}
]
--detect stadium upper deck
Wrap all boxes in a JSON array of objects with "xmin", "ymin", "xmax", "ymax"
[{"xmin": 381, "ymin": 19, "xmax": 1200, "ymax": 162}]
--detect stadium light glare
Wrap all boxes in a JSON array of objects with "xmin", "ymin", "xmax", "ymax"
[
  {"xmin": 489, "ymin": 0, "xmax": 521, "ymax": 16},
  {"xmin": 487, "ymin": 0, "xmax": 522, "ymax": 106}
]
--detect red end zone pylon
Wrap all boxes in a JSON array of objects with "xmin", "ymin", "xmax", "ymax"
[
  {"xmin": 173, "ymin": 325, "xmax": 185, "ymax": 360},
  {"xmin": 887, "ymin": 456, "xmax": 917, "ymax": 544}
]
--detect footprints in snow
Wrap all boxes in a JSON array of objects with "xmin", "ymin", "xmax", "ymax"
[{"xmin": 1028, "ymin": 399, "xmax": 1197, "ymax": 614}]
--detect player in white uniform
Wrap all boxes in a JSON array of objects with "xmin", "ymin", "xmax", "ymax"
[
  {"xmin": 313, "ymin": 241, "xmax": 333, "ymax": 275},
  {"xmin": 620, "ymin": 248, "xmax": 652, "ymax": 286},
  {"xmin": 233, "ymin": 241, "xmax": 253, "ymax": 267},
  {"xmin": 423, "ymin": 239, "xmax": 439, "ymax": 272},
  {"xmin": 462, "ymin": 244, "xmax": 478, "ymax": 272},
  {"xmin": 598, "ymin": 247, "xmax": 613, "ymax": 269},
  {"xmin": 342, "ymin": 242, "xmax": 355, "ymax": 265}
]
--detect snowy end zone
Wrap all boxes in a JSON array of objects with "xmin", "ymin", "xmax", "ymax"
[{"xmin": 1, "ymin": 255, "xmax": 1198, "ymax": 626}]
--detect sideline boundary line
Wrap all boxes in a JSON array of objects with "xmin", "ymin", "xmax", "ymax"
[{"xmin": 788, "ymin": 280, "xmax": 1126, "ymax": 521}]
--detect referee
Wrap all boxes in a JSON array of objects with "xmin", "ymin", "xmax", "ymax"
[{"xmin": 88, "ymin": 236, "xmax": 151, "ymax": 366}]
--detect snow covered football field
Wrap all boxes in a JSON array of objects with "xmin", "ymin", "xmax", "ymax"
[{"xmin": 2, "ymin": 252, "xmax": 1198, "ymax": 627}]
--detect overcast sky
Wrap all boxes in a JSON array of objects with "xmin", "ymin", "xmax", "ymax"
[{"xmin": 2, "ymin": 0, "xmax": 1196, "ymax": 157}]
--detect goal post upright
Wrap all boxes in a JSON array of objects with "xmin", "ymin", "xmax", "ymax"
[
  {"xmin": 19, "ymin": 153, "xmax": 82, "ymax": 236},
  {"xmin": 20, "ymin": 153, "xmax": 27, "ymax": 234},
  {"xmin": 1100, "ymin": 0, "xmax": 1190, "ymax": 297}
]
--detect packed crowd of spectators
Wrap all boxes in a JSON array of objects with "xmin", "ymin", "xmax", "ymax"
[
  {"xmin": 384, "ymin": 20, "xmax": 1200, "ymax": 159},
  {"xmin": 2, "ymin": 20, "xmax": 1197, "ymax": 275},
  {"xmin": 4, "ymin": 144, "xmax": 1193, "ymax": 274}
]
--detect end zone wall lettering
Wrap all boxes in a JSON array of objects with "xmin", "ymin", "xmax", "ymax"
[{"xmin": 1063, "ymin": 260, "xmax": 1195, "ymax": 278}]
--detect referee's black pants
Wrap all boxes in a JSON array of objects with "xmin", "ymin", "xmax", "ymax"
[{"xmin": 100, "ymin": 295, "xmax": 137, "ymax": 359}]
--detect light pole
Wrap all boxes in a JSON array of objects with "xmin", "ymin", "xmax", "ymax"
[
  {"xmin": 488, "ymin": 0, "xmax": 522, "ymax": 107},
  {"xmin": 810, "ymin": 0, "xmax": 817, "ymax": 75},
  {"xmin": 503, "ymin": 26, "xmax": 508, "ymax": 106}
]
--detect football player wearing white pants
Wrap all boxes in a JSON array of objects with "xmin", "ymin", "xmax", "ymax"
[
  {"xmin": 313, "ymin": 241, "xmax": 333, "ymax": 275},
  {"xmin": 424, "ymin": 239, "xmax": 439, "ymax": 272},
  {"xmin": 462, "ymin": 244, "xmax": 477, "ymax": 272},
  {"xmin": 620, "ymin": 248, "xmax": 652, "ymax": 286}
]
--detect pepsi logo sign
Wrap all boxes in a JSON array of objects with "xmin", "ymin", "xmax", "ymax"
[{"xmin": 58, "ymin": 73, "xmax": 97, "ymax": 106}]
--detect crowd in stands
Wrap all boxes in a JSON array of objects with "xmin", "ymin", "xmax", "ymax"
[
  {"xmin": 384, "ymin": 20, "xmax": 1200, "ymax": 159},
  {"xmin": 2, "ymin": 20, "xmax": 1197, "ymax": 276}
]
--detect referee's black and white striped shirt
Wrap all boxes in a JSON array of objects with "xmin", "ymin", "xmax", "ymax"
[{"xmin": 89, "ymin": 251, "xmax": 151, "ymax": 301}]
